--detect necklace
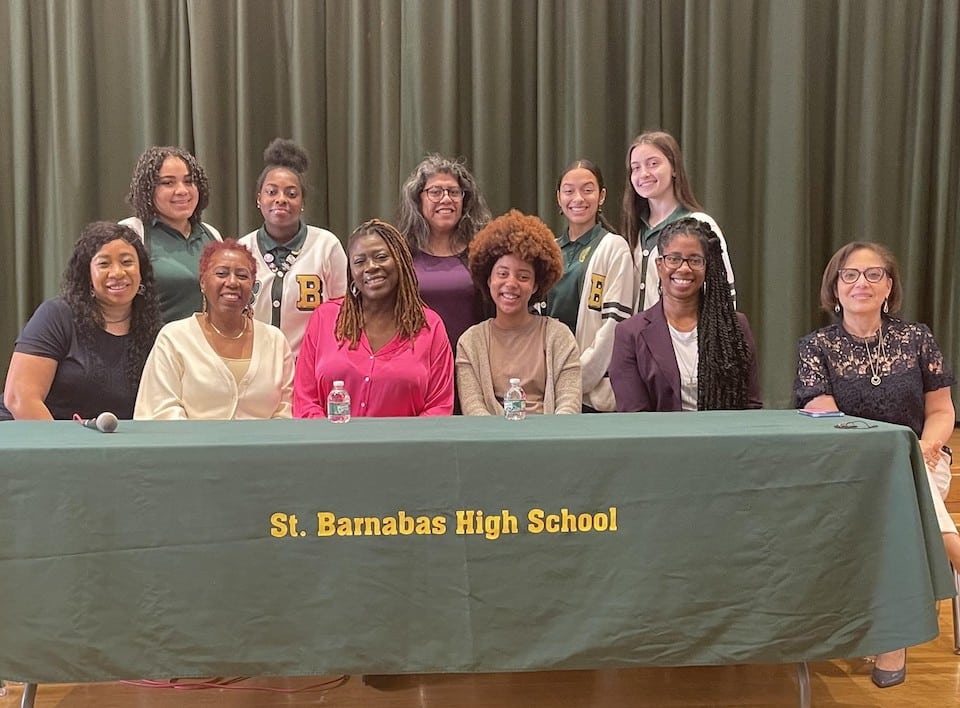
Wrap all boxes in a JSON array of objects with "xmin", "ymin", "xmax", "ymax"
[
  {"xmin": 103, "ymin": 314, "xmax": 131, "ymax": 324},
  {"xmin": 206, "ymin": 314, "xmax": 248, "ymax": 340},
  {"xmin": 862, "ymin": 325, "xmax": 885, "ymax": 386}
]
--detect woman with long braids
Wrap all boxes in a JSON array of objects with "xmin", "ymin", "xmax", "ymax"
[
  {"xmin": 293, "ymin": 219, "xmax": 454, "ymax": 417},
  {"xmin": 0, "ymin": 222, "xmax": 162, "ymax": 420},
  {"xmin": 608, "ymin": 218, "xmax": 761, "ymax": 411}
]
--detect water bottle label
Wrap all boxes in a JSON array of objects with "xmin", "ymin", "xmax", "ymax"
[
  {"xmin": 504, "ymin": 399, "xmax": 525, "ymax": 416},
  {"xmin": 328, "ymin": 401, "xmax": 350, "ymax": 417}
]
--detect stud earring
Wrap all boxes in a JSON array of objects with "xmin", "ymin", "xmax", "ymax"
[{"xmin": 137, "ymin": 283, "xmax": 146, "ymax": 296}]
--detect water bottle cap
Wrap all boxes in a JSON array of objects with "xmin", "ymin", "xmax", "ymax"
[
  {"xmin": 509, "ymin": 377, "xmax": 520, "ymax": 385},
  {"xmin": 333, "ymin": 380, "xmax": 344, "ymax": 387}
]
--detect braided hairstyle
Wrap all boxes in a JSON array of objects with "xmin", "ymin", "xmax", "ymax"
[
  {"xmin": 256, "ymin": 138, "xmax": 309, "ymax": 197},
  {"xmin": 396, "ymin": 154, "xmax": 492, "ymax": 255},
  {"xmin": 658, "ymin": 217, "xmax": 750, "ymax": 410},
  {"xmin": 61, "ymin": 221, "xmax": 163, "ymax": 387},
  {"xmin": 126, "ymin": 146, "xmax": 210, "ymax": 225},
  {"xmin": 335, "ymin": 219, "xmax": 428, "ymax": 349}
]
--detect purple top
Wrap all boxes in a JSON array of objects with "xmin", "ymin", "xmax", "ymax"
[{"xmin": 413, "ymin": 252, "xmax": 479, "ymax": 350}]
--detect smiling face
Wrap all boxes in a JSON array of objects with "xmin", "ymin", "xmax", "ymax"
[
  {"xmin": 629, "ymin": 143, "xmax": 675, "ymax": 204},
  {"xmin": 836, "ymin": 247, "xmax": 892, "ymax": 319},
  {"xmin": 201, "ymin": 249, "xmax": 254, "ymax": 317},
  {"xmin": 656, "ymin": 234, "xmax": 706, "ymax": 301},
  {"xmin": 488, "ymin": 253, "xmax": 537, "ymax": 318},
  {"xmin": 153, "ymin": 155, "xmax": 199, "ymax": 231},
  {"xmin": 349, "ymin": 233, "xmax": 399, "ymax": 304},
  {"xmin": 557, "ymin": 167, "xmax": 605, "ymax": 237},
  {"xmin": 90, "ymin": 239, "xmax": 142, "ymax": 310},
  {"xmin": 419, "ymin": 172, "xmax": 464, "ymax": 237},
  {"xmin": 258, "ymin": 167, "xmax": 303, "ymax": 240}
]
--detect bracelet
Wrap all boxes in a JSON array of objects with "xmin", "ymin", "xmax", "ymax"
[{"xmin": 942, "ymin": 444, "xmax": 953, "ymax": 464}]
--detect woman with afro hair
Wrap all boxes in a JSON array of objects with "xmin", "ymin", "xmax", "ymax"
[{"xmin": 456, "ymin": 210, "xmax": 582, "ymax": 415}]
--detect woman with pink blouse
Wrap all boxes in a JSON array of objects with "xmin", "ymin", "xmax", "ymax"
[{"xmin": 293, "ymin": 219, "xmax": 454, "ymax": 418}]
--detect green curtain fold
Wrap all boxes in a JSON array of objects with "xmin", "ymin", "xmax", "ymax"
[{"xmin": 2, "ymin": 0, "xmax": 958, "ymax": 411}]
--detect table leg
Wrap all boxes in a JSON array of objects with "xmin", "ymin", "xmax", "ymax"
[
  {"xmin": 795, "ymin": 662, "xmax": 811, "ymax": 708},
  {"xmin": 20, "ymin": 682, "xmax": 36, "ymax": 708},
  {"xmin": 952, "ymin": 566, "xmax": 960, "ymax": 656}
]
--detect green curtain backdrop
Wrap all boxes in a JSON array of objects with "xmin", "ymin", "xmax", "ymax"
[{"xmin": 1, "ymin": 0, "xmax": 958, "ymax": 411}]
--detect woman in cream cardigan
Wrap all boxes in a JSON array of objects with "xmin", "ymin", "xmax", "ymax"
[
  {"xmin": 135, "ymin": 240, "xmax": 293, "ymax": 419},
  {"xmin": 456, "ymin": 210, "xmax": 581, "ymax": 415}
]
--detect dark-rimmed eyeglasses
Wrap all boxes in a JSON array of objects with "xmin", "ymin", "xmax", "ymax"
[
  {"xmin": 838, "ymin": 267, "xmax": 887, "ymax": 284},
  {"xmin": 422, "ymin": 186, "xmax": 466, "ymax": 202},
  {"xmin": 659, "ymin": 253, "xmax": 706, "ymax": 271}
]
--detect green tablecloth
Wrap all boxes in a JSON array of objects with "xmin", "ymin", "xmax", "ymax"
[{"xmin": 0, "ymin": 411, "xmax": 953, "ymax": 682}]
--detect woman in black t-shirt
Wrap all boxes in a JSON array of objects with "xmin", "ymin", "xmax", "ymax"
[{"xmin": 0, "ymin": 222, "xmax": 162, "ymax": 420}]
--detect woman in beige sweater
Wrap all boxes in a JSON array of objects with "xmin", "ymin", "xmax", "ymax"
[{"xmin": 455, "ymin": 210, "xmax": 581, "ymax": 415}]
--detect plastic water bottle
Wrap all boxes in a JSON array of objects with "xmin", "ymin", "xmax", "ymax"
[
  {"xmin": 503, "ymin": 377, "xmax": 526, "ymax": 421},
  {"xmin": 327, "ymin": 380, "xmax": 351, "ymax": 423}
]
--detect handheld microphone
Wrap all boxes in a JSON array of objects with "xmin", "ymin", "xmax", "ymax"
[{"xmin": 73, "ymin": 411, "xmax": 119, "ymax": 433}]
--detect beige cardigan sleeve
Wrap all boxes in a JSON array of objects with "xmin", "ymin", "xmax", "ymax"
[
  {"xmin": 544, "ymin": 318, "xmax": 582, "ymax": 414},
  {"xmin": 455, "ymin": 321, "xmax": 499, "ymax": 415}
]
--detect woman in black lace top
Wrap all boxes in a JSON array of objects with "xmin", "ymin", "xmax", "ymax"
[{"xmin": 794, "ymin": 241, "xmax": 957, "ymax": 688}]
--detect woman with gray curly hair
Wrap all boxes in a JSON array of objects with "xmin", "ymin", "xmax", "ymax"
[
  {"xmin": 396, "ymin": 154, "xmax": 492, "ymax": 350},
  {"xmin": 456, "ymin": 209, "xmax": 581, "ymax": 415},
  {"xmin": 121, "ymin": 145, "xmax": 223, "ymax": 323}
]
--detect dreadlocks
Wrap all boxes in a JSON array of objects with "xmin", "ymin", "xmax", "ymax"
[
  {"xmin": 658, "ymin": 218, "xmax": 751, "ymax": 410},
  {"xmin": 335, "ymin": 219, "xmax": 428, "ymax": 349}
]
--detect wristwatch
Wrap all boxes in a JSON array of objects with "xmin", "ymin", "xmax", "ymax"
[{"xmin": 942, "ymin": 445, "xmax": 953, "ymax": 464}]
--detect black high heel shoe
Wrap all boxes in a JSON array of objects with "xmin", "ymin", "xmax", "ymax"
[{"xmin": 871, "ymin": 649, "xmax": 906, "ymax": 688}]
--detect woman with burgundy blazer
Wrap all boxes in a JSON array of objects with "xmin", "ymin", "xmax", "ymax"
[{"xmin": 609, "ymin": 218, "xmax": 761, "ymax": 412}]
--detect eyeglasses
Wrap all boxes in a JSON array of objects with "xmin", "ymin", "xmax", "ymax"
[
  {"xmin": 659, "ymin": 253, "xmax": 706, "ymax": 271},
  {"xmin": 422, "ymin": 186, "xmax": 466, "ymax": 202},
  {"xmin": 838, "ymin": 267, "xmax": 887, "ymax": 284},
  {"xmin": 834, "ymin": 420, "xmax": 878, "ymax": 429}
]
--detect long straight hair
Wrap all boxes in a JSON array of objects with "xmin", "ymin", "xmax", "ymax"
[{"xmin": 621, "ymin": 131, "xmax": 703, "ymax": 253}]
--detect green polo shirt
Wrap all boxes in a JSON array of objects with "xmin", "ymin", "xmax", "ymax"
[
  {"xmin": 145, "ymin": 219, "xmax": 219, "ymax": 323},
  {"xmin": 543, "ymin": 223, "xmax": 605, "ymax": 333}
]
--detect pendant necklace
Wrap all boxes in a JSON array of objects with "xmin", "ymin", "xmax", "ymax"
[
  {"xmin": 862, "ymin": 325, "xmax": 885, "ymax": 386},
  {"xmin": 206, "ymin": 314, "xmax": 247, "ymax": 340}
]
